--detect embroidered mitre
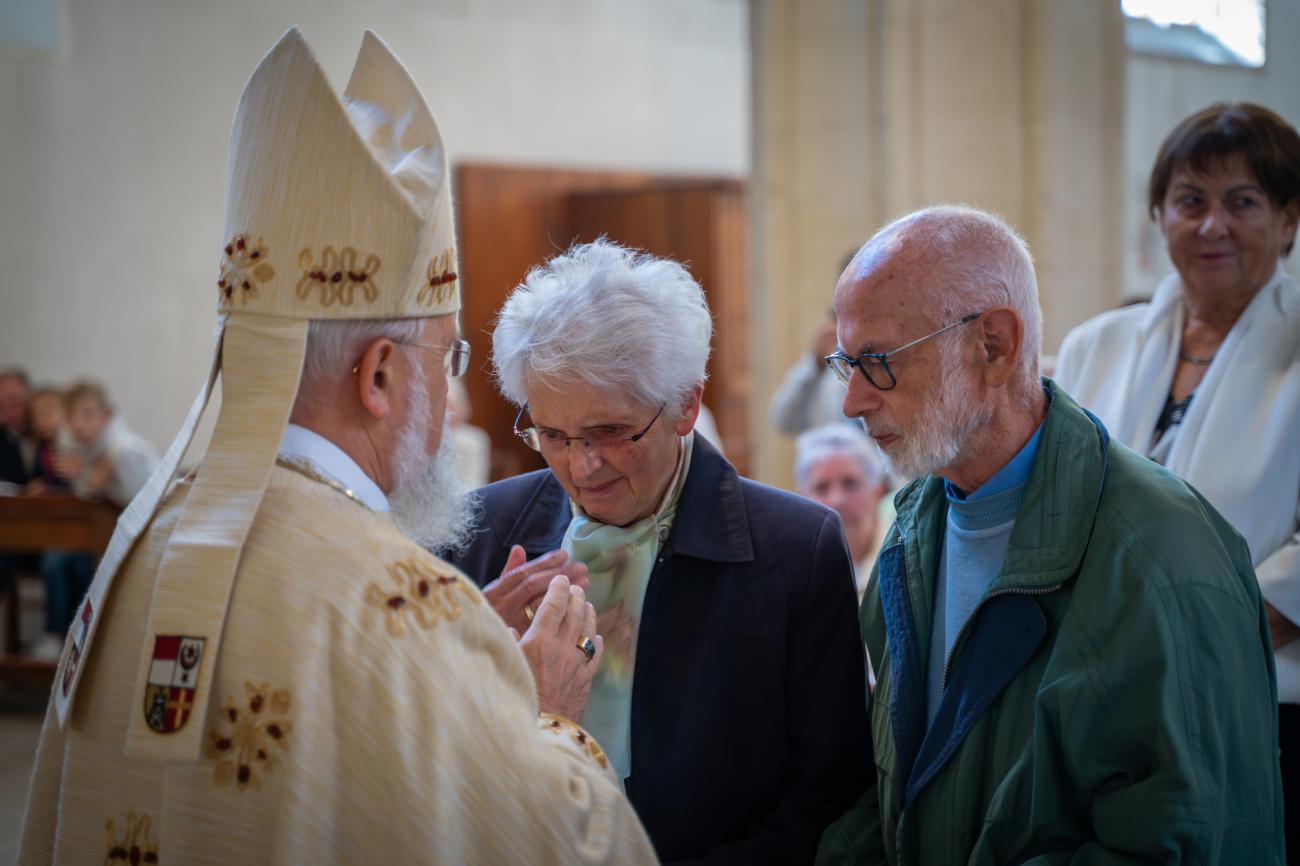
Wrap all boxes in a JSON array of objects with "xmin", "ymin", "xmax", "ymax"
[{"xmin": 52, "ymin": 29, "xmax": 461, "ymax": 767}]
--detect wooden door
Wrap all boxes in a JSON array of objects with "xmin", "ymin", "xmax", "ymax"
[{"xmin": 455, "ymin": 164, "xmax": 748, "ymax": 480}]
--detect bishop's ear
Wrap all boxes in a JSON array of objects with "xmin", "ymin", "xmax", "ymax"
[{"xmin": 354, "ymin": 338, "xmax": 399, "ymax": 421}]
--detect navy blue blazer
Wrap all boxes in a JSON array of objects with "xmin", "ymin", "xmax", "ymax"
[{"xmin": 446, "ymin": 436, "xmax": 871, "ymax": 865}]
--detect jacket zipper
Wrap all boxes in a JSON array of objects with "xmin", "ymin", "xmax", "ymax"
[{"xmin": 940, "ymin": 583, "xmax": 1063, "ymax": 692}]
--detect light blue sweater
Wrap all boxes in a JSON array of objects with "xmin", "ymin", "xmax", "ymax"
[{"xmin": 925, "ymin": 422, "xmax": 1045, "ymax": 723}]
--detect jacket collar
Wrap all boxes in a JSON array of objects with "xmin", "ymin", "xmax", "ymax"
[
  {"xmin": 996, "ymin": 380, "xmax": 1109, "ymax": 590},
  {"xmin": 505, "ymin": 434, "xmax": 754, "ymax": 563},
  {"xmin": 891, "ymin": 380, "xmax": 1109, "ymax": 592}
]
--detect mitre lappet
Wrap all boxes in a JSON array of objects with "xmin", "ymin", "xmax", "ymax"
[{"xmin": 52, "ymin": 27, "xmax": 461, "ymax": 763}]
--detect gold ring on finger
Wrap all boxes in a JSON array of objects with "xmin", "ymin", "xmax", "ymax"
[{"xmin": 576, "ymin": 635, "xmax": 596, "ymax": 663}]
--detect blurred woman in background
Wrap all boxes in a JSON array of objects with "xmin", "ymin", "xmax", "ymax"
[{"xmin": 795, "ymin": 424, "xmax": 888, "ymax": 601}]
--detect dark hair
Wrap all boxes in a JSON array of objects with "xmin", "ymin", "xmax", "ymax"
[
  {"xmin": 1148, "ymin": 102, "xmax": 1300, "ymax": 255},
  {"xmin": 0, "ymin": 367, "xmax": 31, "ymax": 391}
]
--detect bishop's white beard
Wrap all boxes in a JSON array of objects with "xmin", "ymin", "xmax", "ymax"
[
  {"xmin": 389, "ymin": 365, "xmax": 476, "ymax": 554},
  {"xmin": 862, "ymin": 340, "xmax": 993, "ymax": 483}
]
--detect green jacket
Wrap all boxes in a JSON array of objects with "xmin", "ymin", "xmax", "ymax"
[{"xmin": 817, "ymin": 383, "xmax": 1284, "ymax": 865}]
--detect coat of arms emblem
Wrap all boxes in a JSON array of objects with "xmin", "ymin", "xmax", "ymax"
[
  {"xmin": 143, "ymin": 635, "xmax": 205, "ymax": 733},
  {"xmin": 60, "ymin": 598, "xmax": 94, "ymax": 697}
]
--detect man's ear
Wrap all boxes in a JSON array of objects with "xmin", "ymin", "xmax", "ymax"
[
  {"xmin": 975, "ymin": 307, "xmax": 1023, "ymax": 388},
  {"xmin": 354, "ymin": 337, "xmax": 400, "ymax": 421},
  {"xmin": 672, "ymin": 385, "xmax": 704, "ymax": 436}
]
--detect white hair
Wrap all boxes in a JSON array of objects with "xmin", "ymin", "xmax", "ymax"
[
  {"xmin": 295, "ymin": 318, "xmax": 424, "ymax": 406},
  {"xmin": 794, "ymin": 424, "xmax": 883, "ymax": 491},
  {"xmin": 851, "ymin": 205, "xmax": 1042, "ymax": 389},
  {"xmin": 491, "ymin": 239, "xmax": 713, "ymax": 414}
]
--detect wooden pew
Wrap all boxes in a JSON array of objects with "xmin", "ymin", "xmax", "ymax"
[{"xmin": 0, "ymin": 495, "xmax": 118, "ymax": 685}]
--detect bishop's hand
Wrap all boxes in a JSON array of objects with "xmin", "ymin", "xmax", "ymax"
[{"xmin": 518, "ymin": 574, "xmax": 603, "ymax": 722}]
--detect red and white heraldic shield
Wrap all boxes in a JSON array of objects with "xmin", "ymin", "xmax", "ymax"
[{"xmin": 143, "ymin": 635, "xmax": 206, "ymax": 734}]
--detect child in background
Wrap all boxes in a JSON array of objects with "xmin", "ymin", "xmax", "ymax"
[
  {"xmin": 55, "ymin": 380, "xmax": 158, "ymax": 508},
  {"xmin": 24, "ymin": 386, "xmax": 71, "ymax": 495},
  {"xmin": 31, "ymin": 381, "xmax": 158, "ymax": 661},
  {"xmin": 30, "ymin": 385, "xmax": 88, "ymax": 660}
]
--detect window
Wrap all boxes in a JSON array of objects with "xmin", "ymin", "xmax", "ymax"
[
  {"xmin": 1122, "ymin": 0, "xmax": 1265, "ymax": 68},
  {"xmin": 0, "ymin": 0, "xmax": 62, "ymax": 51}
]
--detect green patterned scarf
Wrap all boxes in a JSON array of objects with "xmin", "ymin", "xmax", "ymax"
[{"xmin": 562, "ymin": 433, "xmax": 693, "ymax": 781}]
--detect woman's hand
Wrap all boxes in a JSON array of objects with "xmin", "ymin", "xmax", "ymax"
[
  {"xmin": 517, "ymin": 574, "xmax": 603, "ymax": 722},
  {"xmin": 483, "ymin": 546, "xmax": 589, "ymax": 634}
]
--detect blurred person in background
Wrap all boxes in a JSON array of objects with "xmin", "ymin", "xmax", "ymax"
[
  {"xmin": 0, "ymin": 366, "xmax": 32, "ymax": 487},
  {"xmin": 55, "ymin": 380, "xmax": 158, "ymax": 508},
  {"xmin": 450, "ymin": 238, "xmax": 869, "ymax": 864},
  {"xmin": 769, "ymin": 309, "xmax": 850, "ymax": 436},
  {"xmin": 24, "ymin": 386, "xmax": 71, "ymax": 495},
  {"xmin": 1055, "ymin": 102, "xmax": 1300, "ymax": 860},
  {"xmin": 769, "ymin": 253, "xmax": 861, "ymax": 437},
  {"xmin": 0, "ymin": 368, "xmax": 34, "ymax": 635},
  {"xmin": 26, "ymin": 385, "xmax": 87, "ymax": 663},
  {"xmin": 795, "ymin": 424, "xmax": 888, "ymax": 600}
]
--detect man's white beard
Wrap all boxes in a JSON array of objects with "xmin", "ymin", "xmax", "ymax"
[
  {"xmin": 389, "ymin": 368, "xmax": 476, "ymax": 553},
  {"xmin": 861, "ymin": 341, "xmax": 992, "ymax": 483}
]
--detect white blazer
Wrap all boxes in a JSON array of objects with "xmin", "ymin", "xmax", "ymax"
[{"xmin": 1056, "ymin": 264, "xmax": 1300, "ymax": 703}]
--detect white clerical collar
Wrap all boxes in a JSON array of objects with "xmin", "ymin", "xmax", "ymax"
[{"xmin": 278, "ymin": 424, "xmax": 390, "ymax": 513}]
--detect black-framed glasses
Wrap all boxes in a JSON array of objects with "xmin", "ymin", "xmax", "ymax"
[
  {"xmin": 514, "ymin": 403, "xmax": 666, "ymax": 454},
  {"xmin": 396, "ymin": 338, "xmax": 472, "ymax": 378},
  {"xmin": 824, "ymin": 312, "xmax": 982, "ymax": 391}
]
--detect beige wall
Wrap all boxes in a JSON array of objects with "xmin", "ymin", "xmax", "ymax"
[{"xmin": 0, "ymin": 0, "xmax": 749, "ymax": 452}]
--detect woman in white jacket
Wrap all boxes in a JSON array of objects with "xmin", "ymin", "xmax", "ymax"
[{"xmin": 1056, "ymin": 102, "xmax": 1300, "ymax": 859}]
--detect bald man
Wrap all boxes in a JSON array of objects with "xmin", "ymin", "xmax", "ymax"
[{"xmin": 817, "ymin": 205, "xmax": 1283, "ymax": 865}]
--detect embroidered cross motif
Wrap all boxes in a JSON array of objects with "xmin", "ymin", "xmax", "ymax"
[
  {"xmin": 296, "ymin": 246, "xmax": 381, "ymax": 307},
  {"xmin": 538, "ymin": 713, "xmax": 610, "ymax": 770},
  {"xmin": 206, "ymin": 682, "xmax": 292, "ymax": 791},
  {"xmin": 217, "ymin": 235, "xmax": 275, "ymax": 306},
  {"xmin": 365, "ymin": 558, "xmax": 478, "ymax": 637},
  {"xmin": 104, "ymin": 811, "xmax": 159, "ymax": 864},
  {"xmin": 418, "ymin": 249, "xmax": 457, "ymax": 306}
]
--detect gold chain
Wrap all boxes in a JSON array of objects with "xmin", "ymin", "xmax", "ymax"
[{"xmin": 275, "ymin": 455, "xmax": 370, "ymax": 511}]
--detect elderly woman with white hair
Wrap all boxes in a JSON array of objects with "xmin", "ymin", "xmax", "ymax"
[
  {"xmin": 448, "ymin": 239, "xmax": 869, "ymax": 865},
  {"xmin": 795, "ymin": 425, "xmax": 888, "ymax": 601}
]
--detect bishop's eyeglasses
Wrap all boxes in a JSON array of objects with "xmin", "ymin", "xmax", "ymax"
[
  {"xmin": 394, "ymin": 338, "xmax": 472, "ymax": 378},
  {"xmin": 824, "ymin": 312, "xmax": 981, "ymax": 391}
]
